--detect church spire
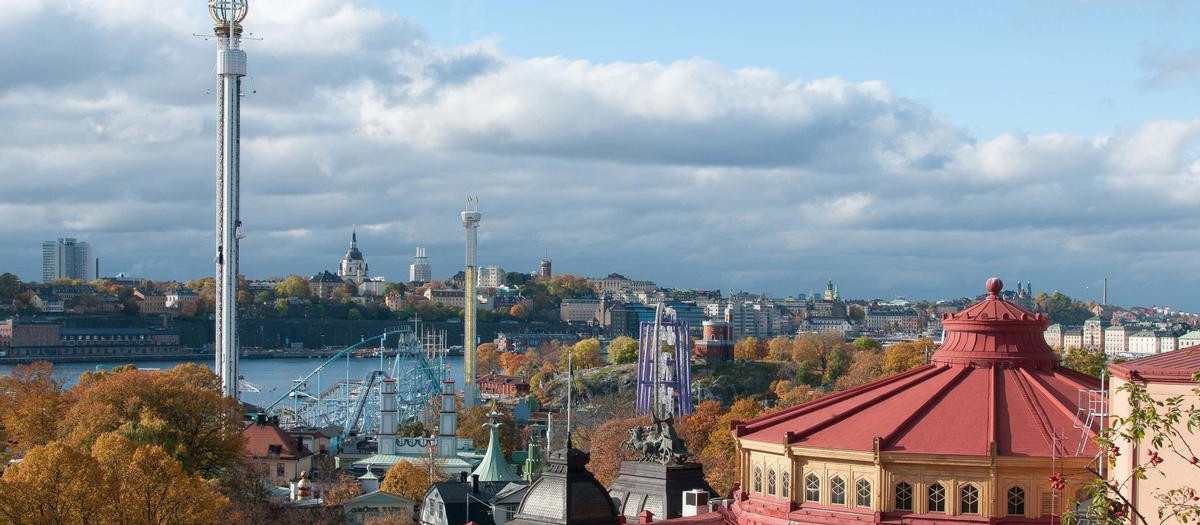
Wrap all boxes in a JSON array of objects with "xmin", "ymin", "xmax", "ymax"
[
  {"xmin": 470, "ymin": 401, "xmax": 519, "ymax": 482},
  {"xmin": 351, "ymin": 225, "xmax": 357, "ymax": 247}
]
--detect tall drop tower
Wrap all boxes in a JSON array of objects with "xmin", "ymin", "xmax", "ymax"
[
  {"xmin": 461, "ymin": 197, "xmax": 481, "ymax": 405},
  {"xmin": 210, "ymin": 0, "xmax": 247, "ymax": 399}
]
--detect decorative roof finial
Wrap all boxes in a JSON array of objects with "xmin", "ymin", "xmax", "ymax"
[
  {"xmin": 986, "ymin": 277, "xmax": 1003, "ymax": 297},
  {"xmin": 351, "ymin": 225, "xmax": 357, "ymax": 246}
]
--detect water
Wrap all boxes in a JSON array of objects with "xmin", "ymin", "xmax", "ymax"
[{"xmin": 0, "ymin": 355, "xmax": 468, "ymax": 410}]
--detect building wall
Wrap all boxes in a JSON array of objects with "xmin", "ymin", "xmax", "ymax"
[
  {"xmin": 1127, "ymin": 335, "xmax": 1159, "ymax": 354},
  {"xmin": 1109, "ymin": 375, "xmax": 1200, "ymax": 525},
  {"xmin": 559, "ymin": 299, "xmax": 601, "ymax": 323},
  {"xmin": 246, "ymin": 455, "xmax": 312, "ymax": 487}
]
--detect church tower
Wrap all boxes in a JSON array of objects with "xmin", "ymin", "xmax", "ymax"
[{"xmin": 338, "ymin": 228, "xmax": 368, "ymax": 286}]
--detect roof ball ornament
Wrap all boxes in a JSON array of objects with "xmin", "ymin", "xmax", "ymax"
[
  {"xmin": 208, "ymin": 0, "xmax": 248, "ymax": 25},
  {"xmin": 986, "ymin": 277, "xmax": 1004, "ymax": 297}
]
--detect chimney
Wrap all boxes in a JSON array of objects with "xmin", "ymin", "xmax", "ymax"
[
  {"xmin": 460, "ymin": 471, "xmax": 468, "ymax": 483},
  {"xmin": 471, "ymin": 473, "xmax": 479, "ymax": 493},
  {"xmin": 638, "ymin": 510, "xmax": 654, "ymax": 524}
]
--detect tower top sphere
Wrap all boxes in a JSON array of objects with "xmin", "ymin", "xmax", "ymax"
[{"xmin": 208, "ymin": 0, "xmax": 248, "ymax": 25}]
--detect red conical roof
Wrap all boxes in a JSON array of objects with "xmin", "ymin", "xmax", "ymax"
[{"xmin": 933, "ymin": 277, "xmax": 1058, "ymax": 369}]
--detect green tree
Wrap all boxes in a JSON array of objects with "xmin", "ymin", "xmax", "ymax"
[
  {"xmin": 0, "ymin": 273, "xmax": 24, "ymax": 301},
  {"xmin": 823, "ymin": 345, "xmax": 852, "ymax": 385},
  {"xmin": 851, "ymin": 336, "xmax": 881, "ymax": 352},
  {"xmin": 607, "ymin": 336, "xmax": 639, "ymax": 365},
  {"xmin": 275, "ymin": 275, "xmax": 312, "ymax": 299},
  {"xmin": 1060, "ymin": 346, "xmax": 1106, "ymax": 378},
  {"xmin": 1034, "ymin": 291, "xmax": 1094, "ymax": 325}
]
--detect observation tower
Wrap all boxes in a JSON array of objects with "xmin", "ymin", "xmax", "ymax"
[{"xmin": 210, "ymin": 0, "xmax": 248, "ymax": 399}]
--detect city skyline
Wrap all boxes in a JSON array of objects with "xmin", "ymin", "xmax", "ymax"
[{"xmin": 3, "ymin": 1, "xmax": 1200, "ymax": 309}]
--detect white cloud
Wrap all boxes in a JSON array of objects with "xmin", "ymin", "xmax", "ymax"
[{"xmin": 2, "ymin": 0, "xmax": 1200, "ymax": 307}]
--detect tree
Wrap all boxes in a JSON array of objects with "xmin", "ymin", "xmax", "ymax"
[
  {"xmin": 700, "ymin": 399, "xmax": 765, "ymax": 495},
  {"xmin": 586, "ymin": 415, "xmax": 648, "ymax": 486},
  {"xmin": 323, "ymin": 473, "xmax": 364, "ymax": 506},
  {"xmin": 62, "ymin": 363, "xmax": 245, "ymax": 476},
  {"xmin": 381, "ymin": 461, "xmax": 437, "ymax": 501},
  {"xmin": 835, "ymin": 350, "xmax": 884, "ymax": 390},
  {"xmin": 275, "ymin": 275, "xmax": 312, "ymax": 299},
  {"xmin": 823, "ymin": 345, "xmax": 852, "ymax": 385},
  {"xmin": 457, "ymin": 404, "xmax": 518, "ymax": 459},
  {"xmin": 882, "ymin": 340, "xmax": 929, "ymax": 374},
  {"xmin": 90, "ymin": 433, "xmax": 227, "ymax": 524},
  {"xmin": 607, "ymin": 336, "xmax": 639, "ymax": 365},
  {"xmin": 851, "ymin": 336, "xmax": 881, "ymax": 352},
  {"xmin": 770, "ymin": 380, "xmax": 822, "ymax": 408},
  {"xmin": 0, "ymin": 361, "xmax": 66, "ymax": 453},
  {"xmin": 476, "ymin": 343, "xmax": 500, "ymax": 376},
  {"xmin": 734, "ymin": 337, "xmax": 766, "ymax": 361},
  {"xmin": 498, "ymin": 352, "xmax": 528, "ymax": 376},
  {"xmin": 0, "ymin": 441, "xmax": 109, "ymax": 525},
  {"xmin": 766, "ymin": 336, "xmax": 793, "ymax": 361},
  {"xmin": 1061, "ymin": 346, "xmax": 1106, "ymax": 378},
  {"xmin": 560, "ymin": 338, "xmax": 604, "ymax": 370},
  {"xmin": 1034, "ymin": 291, "xmax": 1094, "ymax": 326},
  {"xmin": 0, "ymin": 273, "xmax": 22, "ymax": 301},
  {"xmin": 509, "ymin": 302, "xmax": 530, "ymax": 320},
  {"xmin": 384, "ymin": 282, "xmax": 406, "ymax": 297},
  {"xmin": 847, "ymin": 304, "xmax": 865, "ymax": 321},
  {"xmin": 679, "ymin": 399, "xmax": 723, "ymax": 455}
]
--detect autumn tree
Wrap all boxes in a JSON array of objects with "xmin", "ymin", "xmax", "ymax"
[
  {"xmin": 323, "ymin": 473, "xmax": 364, "ymax": 507},
  {"xmin": 766, "ymin": 336, "xmax": 793, "ymax": 361},
  {"xmin": 834, "ymin": 350, "xmax": 884, "ymax": 390},
  {"xmin": 61, "ymin": 363, "xmax": 244, "ymax": 476},
  {"xmin": 560, "ymin": 338, "xmax": 604, "ymax": 370},
  {"xmin": 700, "ymin": 398, "xmax": 764, "ymax": 495},
  {"xmin": 770, "ymin": 380, "xmax": 821, "ymax": 408},
  {"xmin": 457, "ymin": 404, "xmax": 518, "ymax": 458},
  {"xmin": 90, "ymin": 432, "xmax": 227, "ymax": 524},
  {"xmin": 476, "ymin": 343, "xmax": 500, "ymax": 376},
  {"xmin": 607, "ymin": 336, "xmax": 639, "ymax": 365},
  {"xmin": 381, "ymin": 461, "xmax": 438, "ymax": 501},
  {"xmin": 734, "ymin": 337, "xmax": 766, "ymax": 361},
  {"xmin": 679, "ymin": 399, "xmax": 723, "ymax": 455},
  {"xmin": 509, "ymin": 302, "xmax": 530, "ymax": 320},
  {"xmin": 882, "ymin": 340, "xmax": 930, "ymax": 374},
  {"xmin": 586, "ymin": 415, "xmax": 648, "ymax": 486},
  {"xmin": 0, "ymin": 441, "xmax": 108, "ymax": 524},
  {"xmin": 0, "ymin": 361, "xmax": 66, "ymax": 452},
  {"xmin": 498, "ymin": 352, "xmax": 528, "ymax": 376},
  {"xmin": 366, "ymin": 513, "xmax": 415, "ymax": 525}
]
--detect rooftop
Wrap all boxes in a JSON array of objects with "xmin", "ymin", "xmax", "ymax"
[{"xmin": 1109, "ymin": 345, "xmax": 1200, "ymax": 383}]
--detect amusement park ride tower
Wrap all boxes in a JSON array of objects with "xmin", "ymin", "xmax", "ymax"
[
  {"xmin": 210, "ymin": 0, "xmax": 247, "ymax": 399},
  {"xmin": 461, "ymin": 197, "xmax": 481, "ymax": 406}
]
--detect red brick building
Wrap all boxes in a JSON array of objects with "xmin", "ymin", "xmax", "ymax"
[{"xmin": 477, "ymin": 372, "xmax": 531, "ymax": 399}]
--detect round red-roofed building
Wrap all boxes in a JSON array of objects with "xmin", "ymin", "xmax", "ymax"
[{"xmin": 728, "ymin": 279, "xmax": 1101, "ymax": 525}]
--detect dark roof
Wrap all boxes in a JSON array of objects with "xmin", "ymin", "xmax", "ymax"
[
  {"xmin": 310, "ymin": 271, "xmax": 344, "ymax": 283},
  {"xmin": 509, "ymin": 446, "xmax": 619, "ymax": 525},
  {"xmin": 428, "ymin": 481, "xmax": 515, "ymax": 525},
  {"xmin": 1109, "ymin": 345, "xmax": 1200, "ymax": 383}
]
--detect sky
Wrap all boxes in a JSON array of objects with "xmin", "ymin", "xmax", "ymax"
[{"xmin": 2, "ymin": 0, "xmax": 1200, "ymax": 309}]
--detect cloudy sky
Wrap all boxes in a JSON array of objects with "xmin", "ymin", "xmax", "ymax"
[{"xmin": 3, "ymin": 0, "xmax": 1200, "ymax": 309}]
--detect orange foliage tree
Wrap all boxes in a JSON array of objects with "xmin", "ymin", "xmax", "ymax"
[{"xmin": 585, "ymin": 415, "xmax": 648, "ymax": 486}]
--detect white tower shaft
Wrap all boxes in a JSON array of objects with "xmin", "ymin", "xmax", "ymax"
[{"xmin": 213, "ymin": 0, "xmax": 247, "ymax": 399}]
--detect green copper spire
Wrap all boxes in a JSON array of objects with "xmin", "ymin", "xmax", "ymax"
[
  {"xmin": 522, "ymin": 424, "xmax": 545, "ymax": 482},
  {"xmin": 470, "ymin": 403, "xmax": 520, "ymax": 482}
]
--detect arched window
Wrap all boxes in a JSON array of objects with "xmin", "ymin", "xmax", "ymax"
[
  {"xmin": 782, "ymin": 472, "xmax": 791, "ymax": 499},
  {"xmin": 753, "ymin": 467, "xmax": 762, "ymax": 493},
  {"xmin": 856, "ymin": 479, "xmax": 872, "ymax": 508},
  {"xmin": 928, "ymin": 483, "xmax": 946, "ymax": 513},
  {"xmin": 768, "ymin": 469, "xmax": 777, "ymax": 496},
  {"xmin": 831, "ymin": 476, "xmax": 846, "ymax": 505},
  {"xmin": 960, "ymin": 484, "xmax": 980, "ymax": 514},
  {"xmin": 1007, "ymin": 487, "xmax": 1026, "ymax": 516},
  {"xmin": 805, "ymin": 474, "xmax": 820, "ymax": 502},
  {"xmin": 895, "ymin": 482, "xmax": 913, "ymax": 511}
]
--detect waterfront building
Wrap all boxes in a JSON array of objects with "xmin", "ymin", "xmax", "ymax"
[
  {"xmin": 0, "ymin": 318, "xmax": 184, "ymax": 361},
  {"xmin": 42, "ymin": 238, "xmax": 93, "ymax": 282},
  {"xmin": 864, "ymin": 306, "xmax": 922, "ymax": 332},
  {"xmin": 338, "ymin": 229, "xmax": 369, "ymax": 287},
  {"xmin": 1083, "ymin": 317, "xmax": 1108, "ymax": 350},
  {"xmin": 1104, "ymin": 325, "xmax": 1131, "ymax": 355},
  {"xmin": 1108, "ymin": 347, "xmax": 1200, "ymax": 525},
  {"xmin": 478, "ymin": 265, "xmax": 507, "ymax": 288},
  {"xmin": 410, "ymin": 247, "xmax": 433, "ymax": 283},
  {"xmin": 729, "ymin": 279, "xmax": 1100, "ymax": 525}
]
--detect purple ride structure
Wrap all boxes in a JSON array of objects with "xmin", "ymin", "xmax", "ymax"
[{"xmin": 635, "ymin": 304, "xmax": 694, "ymax": 418}]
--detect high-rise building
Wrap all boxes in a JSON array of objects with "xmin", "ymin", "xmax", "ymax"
[
  {"xmin": 42, "ymin": 238, "xmax": 93, "ymax": 282},
  {"xmin": 539, "ymin": 259, "xmax": 552, "ymax": 278},
  {"xmin": 409, "ymin": 247, "xmax": 432, "ymax": 282}
]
